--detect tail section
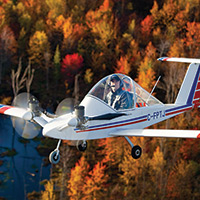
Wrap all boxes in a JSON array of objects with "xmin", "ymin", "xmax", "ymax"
[
  {"xmin": 158, "ymin": 57, "xmax": 200, "ymax": 107},
  {"xmin": 192, "ymin": 72, "xmax": 200, "ymax": 107}
]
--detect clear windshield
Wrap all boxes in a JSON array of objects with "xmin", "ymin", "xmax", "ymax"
[{"xmin": 88, "ymin": 74, "xmax": 163, "ymax": 110}]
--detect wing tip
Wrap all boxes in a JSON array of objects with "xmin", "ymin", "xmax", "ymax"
[
  {"xmin": 197, "ymin": 133, "xmax": 200, "ymax": 138},
  {"xmin": 0, "ymin": 105, "xmax": 12, "ymax": 114},
  {"xmin": 157, "ymin": 57, "xmax": 170, "ymax": 62}
]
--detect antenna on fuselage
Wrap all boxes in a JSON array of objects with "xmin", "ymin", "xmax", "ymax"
[{"xmin": 146, "ymin": 75, "xmax": 161, "ymax": 103}]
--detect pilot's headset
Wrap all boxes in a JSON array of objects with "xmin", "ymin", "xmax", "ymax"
[{"xmin": 109, "ymin": 74, "xmax": 124, "ymax": 88}]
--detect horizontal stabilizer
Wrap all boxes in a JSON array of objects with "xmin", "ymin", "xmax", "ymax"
[
  {"xmin": 110, "ymin": 129, "xmax": 200, "ymax": 139},
  {"xmin": 158, "ymin": 57, "xmax": 200, "ymax": 64}
]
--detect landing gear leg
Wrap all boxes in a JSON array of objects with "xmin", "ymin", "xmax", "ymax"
[
  {"xmin": 124, "ymin": 136, "xmax": 142, "ymax": 159},
  {"xmin": 49, "ymin": 139, "xmax": 61, "ymax": 164}
]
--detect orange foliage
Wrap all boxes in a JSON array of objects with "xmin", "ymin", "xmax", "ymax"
[
  {"xmin": 68, "ymin": 156, "xmax": 89, "ymax": 200},
  {"xmin": 99, "ymin": 0, "xmax": 111, "ymax": 11},
  {"xmin": 0, "ymin": 6, "xmax": 5, "ymax": 28},
  {"xmin": 180, "ymin": 139, "xmax": 200, "ymax": 161},
  {"xmin": 184, "ymin": 22, "xmax": 200, "ymax": 56},
  {"xmin": 83, "ymin": 161, "xmax": 108, "ymax": 199},
  {"xmin": 115, "ymin": 56, "xmax": 131, "ymax": 75},
  {"xmin": 137, "ymin": 42, "xmax": 156, "ymax": 92},
  {"xmin": 174, "ymin": 3, "xmax": 189, "ymax": 32},
  {"xmin": 98, "ymin": 137, "xmax": 127, "ymax": 165},
  {"xmin": 62, "ymin": 17, "xmax": 73, "ymax": 39},
  {"xmin": 168, "ymin": 39, "xmax": 185, "ymax": 57},
  {"xmin": 54, "ymin": 15, "xmax": 65, "ymax": 30}
]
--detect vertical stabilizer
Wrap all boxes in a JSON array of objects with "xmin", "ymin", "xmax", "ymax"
[
  {"xmin": 158, "ymin": 57, "xmax": 200, "ymax": 107},
  {"xmin": 175, "ymin": 63, "xmax": 200, "ymax": 106}
]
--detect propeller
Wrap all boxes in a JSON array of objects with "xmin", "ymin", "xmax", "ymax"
[
  {"xmin": 55, "ymin": 98, "xmax": 74, "ymax": 116},
  {"xmin": 11, "ymin": 93, "xmax": 41, "ymax": 139},
  {"xmin": 55, "ymin": 98, "xmax": 87, "ymax": 149}
]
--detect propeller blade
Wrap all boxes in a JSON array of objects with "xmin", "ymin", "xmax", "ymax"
[
  {"xmin": 56, "ymin": 98, "xmax": 74, "ymax": 116},
  {"xmin": 11, "ymin": 93, "xmax": 41, "ymax": 139}
]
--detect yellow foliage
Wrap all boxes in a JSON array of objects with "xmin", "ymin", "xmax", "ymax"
[
  {"xmin": 0, "ymin": 96, "xmax": 12, "ymax": 105},
  {"xmin": 46, "ymin": 0, "xmax": 66, "ymax": 20},
  {"xmin": 41, "ymin": 180, "xmax": 55, "ymax": 200},
  {"xmin": 128, "ymin": 19, "xmax": 135, "ymax": 34},
  {"xmin": 149, "ymin": 146, "xmax": 166, "ymax": 173},
  {"xmin": 168, "ymin": 39, "xmax": 185, "ymax": 57},
  {"xmin": 0, "ymin": 6, "xmax": 5, "ymax": 29},
  {"xmin": 28, "ymin": 30, "xmax": 50, "ymax": 65},
  {"xmin": 84, "ymin": 68, "xmax": 93, "ymax": 84},
  {"xmin": 85, "ymin": 0, "xmax": 116, "ymax": 46},
  {"xmin": 68, "ymin": 156, "xmax": 89, "ymax": 200},
  {"xmin": 63, "ymin": 17, "xmax": 73, "ymax": 39},
  {"xmin": 119, "ymin": 137, "xmax": 149, "ymax": 186}
]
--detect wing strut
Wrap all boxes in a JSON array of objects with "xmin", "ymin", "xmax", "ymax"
[{"xmin": 124, "ymin": 136, "xmax": 134, "ymax": 148}]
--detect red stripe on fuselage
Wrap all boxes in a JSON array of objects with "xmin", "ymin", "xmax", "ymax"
[
  {"xmin": 76, "ymin": 118, "xmax": 147, "ymax": 133},
  {"xmin": 166, "ymin": 107, "xmax": 192, "ymax": 116}
]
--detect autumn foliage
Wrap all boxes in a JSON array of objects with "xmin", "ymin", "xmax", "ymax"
[
  {"xmin": 61, "ymin": 53, "xmax": 83, "ymax": 84},
  {"xmin": 0, "ymin": 0, "xmax": 200, "ymax": 199}
]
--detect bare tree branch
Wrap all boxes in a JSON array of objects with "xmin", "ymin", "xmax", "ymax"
[{"xmin": 11, "ymin": 58, "xmax": 35, "ymax": 97}]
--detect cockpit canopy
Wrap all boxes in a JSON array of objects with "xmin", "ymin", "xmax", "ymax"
[{"xmin": 88, "ymin": 74, "xmax": 163, "ymax": 110}]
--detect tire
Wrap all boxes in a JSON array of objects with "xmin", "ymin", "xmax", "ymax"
[
  {"xmin": 131, "ymin": 145, "xmax": 142, "ymax": 159},
  {"xmin": 49, "ymin": 150, "xmax": 60, "ymax": 164},
  {"xmin": 77, "ymin": 141, "xmax": 87, "ymax": 152}
]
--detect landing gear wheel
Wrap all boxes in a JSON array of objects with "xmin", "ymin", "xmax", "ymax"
[
  {"xmin": 49, "ymin": 150, "xmax": 60, "ymax": 164},
  {"xmin": 131, "ymin": 145, "xmax": 142, "ymax": 159},
  {"xmin": 77, "ymin": 141, "xmax": 87, "ymax": 152}
]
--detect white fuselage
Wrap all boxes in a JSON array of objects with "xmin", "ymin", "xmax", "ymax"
[{"xmin": 42, "ymin": 95, "xmax": 192, "ymax": 141}]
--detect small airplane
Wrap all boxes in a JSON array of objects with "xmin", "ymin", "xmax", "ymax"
[{"xmin": 0, "ymin": 57, "xmax": 200, "ymax": 164}]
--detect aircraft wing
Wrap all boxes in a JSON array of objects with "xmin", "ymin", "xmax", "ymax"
[
  {"xmin": 0, "ymin": 104, "xmax": 32, "ymax": 120},
  {"xmin": 0, "ymin": 104, "xmax": 51, "ymax": 127},
  {"xmin": 158, "ymin": 57, "xmax": 200, "ymax": 64},
  {"xmin": 109, "ymin": 128, "xmax": 200, "ymax": 139}
]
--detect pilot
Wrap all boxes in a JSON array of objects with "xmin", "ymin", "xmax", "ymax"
[{"xmin": 105, "ymin": 74, "xmax": 130, "ymax": 110}]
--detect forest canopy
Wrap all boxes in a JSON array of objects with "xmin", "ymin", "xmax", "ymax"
[{"xmin": 0, "ymin": 0, "xmax": 200, "ymax": 199}]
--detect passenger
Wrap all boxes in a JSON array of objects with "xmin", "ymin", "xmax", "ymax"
[{"xmin": 105, "ymin": 75, "xmax": 130, "ymax": 110}]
